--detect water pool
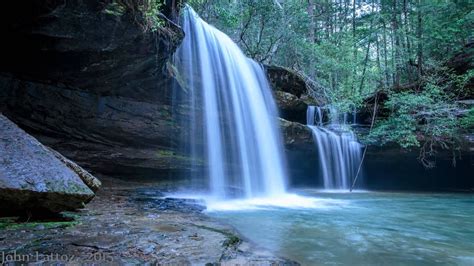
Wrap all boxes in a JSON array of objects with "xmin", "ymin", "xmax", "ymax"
[{"xmin": 207, "ymin": 191, "xmax": 474, "ymax": 265}]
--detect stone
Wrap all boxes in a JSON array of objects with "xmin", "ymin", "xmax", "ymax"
[
  {"xmin": 279, "ymin": 118, "xmax": 314, "ymax": 151},
  {"xmin": 265, "ymin": 65, "xmax": 308, "ymax": 97},
  {"xmin": 275, "ymin": 91, "xmax": 308, "ymax": 124},
  {"xmin": 0, "ymin": 0, "xmax": 316, "ymax": 179},
  {"xmin": 48, "ymin": 148, "xmax": 102, "ymax": 193},
  {"xmin": 0, "ymin": 1, "xmax": 190, "ymax": 177},
  {"xmin": 0, "ymin": 115, "xmax": 95, "ymax": 214}
]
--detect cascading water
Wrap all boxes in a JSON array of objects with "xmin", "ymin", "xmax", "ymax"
[
  {"xmin": 174, "ymin": 6, "xmax": 287, "ymax": 200},
  {"xmin": 307, "ymin": 106, "xmax": 363, "ymax": 190}
]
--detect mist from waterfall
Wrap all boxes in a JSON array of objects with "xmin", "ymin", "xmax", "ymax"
[
  {"xmin": 307, "ymin": 106, "xmax": 363, "ymax": 190},
  {"xmin": 174, "ymin": 6, "xmax": 287, "ymax": 200}
]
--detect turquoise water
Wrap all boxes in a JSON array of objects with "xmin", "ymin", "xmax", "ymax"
[{"xmin": 207, "ymin": 191, "xmax": 474, "ymax": 265}]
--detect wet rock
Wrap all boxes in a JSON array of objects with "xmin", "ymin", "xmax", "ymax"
[
  {"xmin": 135, "ymin": 195, "xmax": 207, "ymax": 213},
  {"xmin": 266, "ymin": 65, "xmax": 308, "ymax": 97},
  {"xmin": 0, "ymin": 115, "xmax": 95, "ymax": 214},
  {"xmin": 275, "ymin": 91, "xmax": 308, "ymax": 124},
  {"xmin": 279, "ymin": 118, "xmax": 313, "ymax": 151},
  {"xmin": 72, "ymin": 235, "xmax": 126, "ymax": 250},
  {"xmin": 48, "ymin": 148, "xmax": 101, "ymax": 193},
  {"xmin": 0, "ymin": 178, "xmax": 297, "ymax": 264},
  {"xmin": 0, "ymin": 1, "xmax": 188, "ymax": 177},
  {"xmin": 363, "ymin": 145, "xmax": 474, "ymax": 191}
]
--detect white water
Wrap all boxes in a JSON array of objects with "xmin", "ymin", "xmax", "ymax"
[
  {"xmin": 175, "ymin": 6, "xmax": 287, "ymax": 200},
  {"xmin": 307, "ymin": 106, "xmax": 363, "ymax": 190}
]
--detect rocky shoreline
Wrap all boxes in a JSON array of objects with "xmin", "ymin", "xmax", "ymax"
[{"xmin": 0, "ymin": 177, "xmax": 297, "ymax": 265}]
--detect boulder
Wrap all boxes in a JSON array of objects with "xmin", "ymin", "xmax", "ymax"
[
  {"xmin": 275, "ymin": 91, "xmax": 308, "ymax": 124},
  {"xmin": 266, "ymin": 65, "xmax": 326, "ymax": 124},
  {"xmin": 279, "ymin": 118, "xmax": 314, "ymax": 151},
  {"xmin": 278, "ymin": 118, "xmax": 318, "ymax": 187},
  {"xmin": 0, "ymin": 115, "xmax": 96, "ymax": 214},
  {"xmin": 266, "ymin": 65, "xmax": 308, "ymax": 97},
  {"xmin": 48, "ymin": 148, "xmax": 102, "ymax": 193}
]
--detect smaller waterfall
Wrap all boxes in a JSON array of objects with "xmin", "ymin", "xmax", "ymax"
[{"xmin": 307, "ymin": 106, "xmax": 363, "ymax": 190}]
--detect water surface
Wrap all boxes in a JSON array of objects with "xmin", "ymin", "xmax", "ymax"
[{"xmin": 207, "ymin": 191, "xmax": 474, "ymax": 265}]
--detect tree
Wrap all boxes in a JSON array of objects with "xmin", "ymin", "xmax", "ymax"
[{"xmin": 188, "ymin": 0, "xmax": 474, "ymax": 166}]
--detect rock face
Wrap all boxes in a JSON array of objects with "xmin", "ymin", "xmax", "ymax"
[
  {"xmin": 266, "ymin": 65, "xmax": 308, "ymax": 97},
  {"xmin": 0, "ymin": 115, "xmax": 96, "ymax": 214},
  {"xmin": 362, "ymin": 145, "xmax": 474, "ymax": 191},
  {"xmin": 0, "ymin": 1, "xmax": 192, "ymax": 177},
  {"xmin": 275, "ymin": 91, "xmax": 308, "ymax": 124},
  {"xmin": 266, "ymin": 66, "xmax": 319, "ymax": 178},
  {"xmin": 279, "ymin": 118, "xmax": 313, "ymax": 151},
  {"xmin": 0, "ymin": 1, "xmax": 315, "ymax": 178},
  {"xmin": 266, "ymin": 65, "xmax": 310, "ymax": 123}
]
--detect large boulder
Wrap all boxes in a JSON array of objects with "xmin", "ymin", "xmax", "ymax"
[
  {"xmin": 275, "ymin": 91, "xmax": 308, "ymax": 124},
  {"xmin": 279, "ymin": 118, "xmax": 313, "ymax": 151},
  {"xmin": 266, "ymin": 65, "xmax": 326, "ymax": 124},
  {"xmin": 48, "ymin": 148, "xmax": 102, "ymax": 193},
  {"xmin": 0, "ymin": 115, "xmax": 96, "ymax": 214},
  {"xmin": 266, "ymin": 65, "xmax": 308, "ymax": 97}
]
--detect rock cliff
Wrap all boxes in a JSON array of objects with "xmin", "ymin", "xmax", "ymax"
[{"xmin": 0, "ymin": 1, "xmax": 314, "ymax": 179}]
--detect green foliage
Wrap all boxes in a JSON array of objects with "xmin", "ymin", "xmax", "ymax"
[
  {"xmin": 368, "ymin": 115, "xmax": 419, "ymax": 149},
  {"xmin": 460, "ymin": 108, "xmax": 474, "ymax": 129},
  {"xmin": 223, "ymin": 235, "xmax": 241, "ymax": 248},
  {"xmin": 192, "ymin": 0, "xmax": 473, "ymax": 167},
  {"xmin": 102, "ymin": 0, "xmax": 165, "ymax": 31},
  {"xmin": 142, "ymin": 0, "xmax": 166, "ymax": 31},
  {"xmin": 369, "ymin": 69, "xmax": 469, "ymax": 167}
]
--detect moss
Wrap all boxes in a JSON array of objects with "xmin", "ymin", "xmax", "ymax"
[
  {"xmin": 223, "ymin": 235, "xmax": 241, "ymax": 247},
  {"xmin": 0, "ymin": 217, "xmax": 17, "ymax": 230},
  {"xmin": 157, "ymin": 150, "xmax": 175, "ymax": 157},
  {"xmin": 63, "ymin": 212, "xmax": 80, "ymax": 220},
  {"xmin": 0, "ymin": 219, "xmax": 79, "ymax": 230},
  {"xmin": 156, "ymin": 149, "xmax": 198, "ymax": 162},
  {"xmin": 192, "ymin": 224, "xmax": 242, "ymax": 248}
]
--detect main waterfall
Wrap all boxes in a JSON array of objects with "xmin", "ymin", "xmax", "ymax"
[
  {"xmin": 174, "ymin": 6, "xmax": 287, "ymax": 200},
  {"xmin": 307, "ymin": 106, "xmax": 363, "ymax": 190}
]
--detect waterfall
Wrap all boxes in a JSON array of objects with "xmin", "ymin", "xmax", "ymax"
[
  {"xmin": 307, "ymin": 106, "xmax": 363, "ymax": 190},
  {"xmin": 174, "ymin": 6, "xmax": 287, "ymax": 200}
]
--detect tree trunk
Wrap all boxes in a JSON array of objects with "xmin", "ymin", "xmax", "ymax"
[
  {"xmin": 307, "ymin": 0, "xmax": 315, "ymax": 42},
  {"xmin": 382, "ymin": 20, "xmax": 391, "ymax": 87},
  {"xmin": 417, "ymin": 0, "xmax": 423, "ymax": 78},
  {"xmin": 352, "ymin": 0, "xmax": 357, "ymax": 93},
  {"xmin": 392, "ymin": 0, "xmax": 401, "ymax": 88}
]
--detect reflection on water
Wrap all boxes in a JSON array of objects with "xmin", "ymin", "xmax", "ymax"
[{"xmin": 207, "ymin": 191, "xmax": 474, "ymax": 265}]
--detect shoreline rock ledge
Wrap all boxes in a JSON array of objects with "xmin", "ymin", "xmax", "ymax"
[{"xmin": 0, "ymin": 114, "xmax": 100, "ymax": 215}]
